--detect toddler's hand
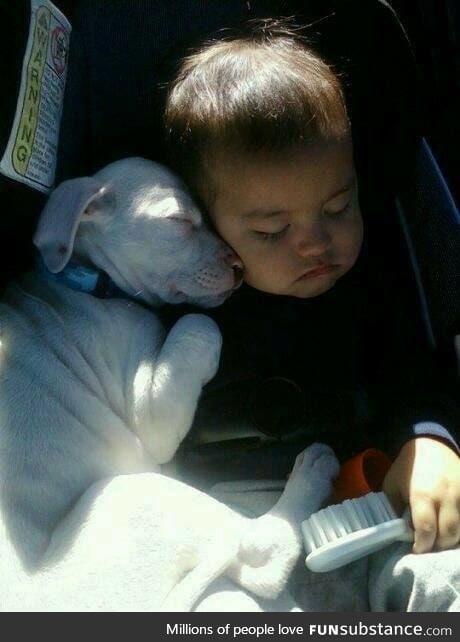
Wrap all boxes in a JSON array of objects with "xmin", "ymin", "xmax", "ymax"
[{"xmin": 383, "ymin": 437, "xmax": 460, "ymax": 553}]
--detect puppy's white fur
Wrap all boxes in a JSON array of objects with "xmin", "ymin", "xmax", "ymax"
[{"xmin": 0, "ymin": 158, "xmax": 339, "ymax": 611}]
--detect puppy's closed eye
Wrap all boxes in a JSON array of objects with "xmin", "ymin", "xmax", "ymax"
[{"xmin": 168, "ymin": 216, "xmax": 196, "ymax": 233}]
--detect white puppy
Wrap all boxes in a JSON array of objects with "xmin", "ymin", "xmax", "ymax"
[
  {"xmin": 0, "ymin": 158, "xmax": 240, "ymax": 564},
  {"xmin": 0, "ymin": 158, "xmax": 339, "ymax": 611}
]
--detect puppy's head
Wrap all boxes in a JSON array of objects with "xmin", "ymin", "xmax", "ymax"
[{"xmin": 34, "ymin": 158, "xmax": 243, "ymax": 307}]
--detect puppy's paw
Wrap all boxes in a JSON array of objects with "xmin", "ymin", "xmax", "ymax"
[
  {"xmin": 283, "ymin": 444, "xmax": 339, "ymax": 516},
  {"xmin": 291, "ymin": 443, "xmax": 340, "ymax": 482},
  {"xmin": 172, "ymin": 313, "xmax": 222, "ymax": 383}
]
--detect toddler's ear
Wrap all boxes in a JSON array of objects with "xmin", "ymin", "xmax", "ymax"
[{"xmin": 34, "ymin": 177, "xmax": 107, "ymax": 273}]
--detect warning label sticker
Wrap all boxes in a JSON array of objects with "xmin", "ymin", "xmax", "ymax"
[{"xmin": 0, "ymin": 0, "xmax": 71, "ymax": 193}]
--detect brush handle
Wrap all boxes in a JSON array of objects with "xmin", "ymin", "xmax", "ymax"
[{"xmin": 398, "ymin": 507, "xmax": 414, "ymax": 542}]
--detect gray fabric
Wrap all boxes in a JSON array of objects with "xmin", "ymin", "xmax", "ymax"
[
  {"xmin": 205, "ymin": 484, "xmax": 460, "ymax": 612},
  {"xmin": 193, "ymin": 542, "xmax": 460, "ymax": 612},
  {"xmin": 368, "ymin": 542, "xmax": 460, "ymax": 612},
  {"xmin": 290, "ymin": 543, "xmax": 460, "ymax": 613},
  {"xmin": 290, "ymin": 556, "xmax": 369, "ymax": 612},
  {"xmin": 209, "ymin": 480, "xmax": 285, "ymax": 518}
]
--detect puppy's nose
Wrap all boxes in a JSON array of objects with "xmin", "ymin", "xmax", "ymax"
[
  {"xmin": 232, "ymin": 265, "xmax": 244, "ymax": 287},
  {"xmin": 225, "ymin": 250, "xmax": 243, "ymax": 269},
  {"xmin": 224, "ymin": 250, "xmax": 244, "ymax": 287}
]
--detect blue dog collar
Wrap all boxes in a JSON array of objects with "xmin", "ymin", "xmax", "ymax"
[{"xmin": 36, "ymin": 255, "xmax": 125, "ymax": 299}]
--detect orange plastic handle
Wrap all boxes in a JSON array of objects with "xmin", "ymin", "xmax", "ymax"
[{"xmin": 330, "ymin": 448, "xmax": 392, "ymax": 504}]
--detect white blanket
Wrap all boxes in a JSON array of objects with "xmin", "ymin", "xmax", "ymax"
[{"xmin": 1, "ymin": 445, "xmax": 338, "ymax": 611}]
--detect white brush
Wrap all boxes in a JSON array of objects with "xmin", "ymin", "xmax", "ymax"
[{"xmin": 302, "ymin": 491, "xmax": 413, "ymax": 572}]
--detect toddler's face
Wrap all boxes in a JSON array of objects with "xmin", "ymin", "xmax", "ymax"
[{"xmin": 202, "ymin": 140, "xmax": 363, "ymax": 298}]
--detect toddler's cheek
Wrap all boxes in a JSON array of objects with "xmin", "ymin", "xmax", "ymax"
[
  {"xmin": 343, "ymin": 218, "xmax": 364, "ymax": 268},
  {"xmin": 242, "ymin": 261, "xmax": 291, "ymax": 295}
]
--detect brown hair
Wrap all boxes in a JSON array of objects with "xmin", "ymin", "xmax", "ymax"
[{"xmin": 164, "ymin": 19, "xmax": 350, "ymax": 196}]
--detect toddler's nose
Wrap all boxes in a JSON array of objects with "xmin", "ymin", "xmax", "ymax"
[{"xmin": 295, "ymin": 226, "xmax": 332, "ymax": 258}]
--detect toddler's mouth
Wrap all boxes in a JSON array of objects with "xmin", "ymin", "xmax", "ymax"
[{"xmin": 297, "ymin": 264, "xmax": 339, "ymax": 280}]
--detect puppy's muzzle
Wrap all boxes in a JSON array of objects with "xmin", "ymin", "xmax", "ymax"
[{"xmin": 224, "ymin": 250, "xmax": 244, "ymax": 289}]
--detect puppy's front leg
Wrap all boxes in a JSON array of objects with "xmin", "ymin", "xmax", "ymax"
[
  {"xmin": 228, "ymin": 444, "xmax": 340, "ymax": 600},
  {"xmin": 133, "ymin": 314, "xmax": 222, "ymax": 463}
]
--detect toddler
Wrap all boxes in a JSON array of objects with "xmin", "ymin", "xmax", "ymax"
[{"xmin": 164, "ymin": 20, "xmax": 459, "ymax": 610}]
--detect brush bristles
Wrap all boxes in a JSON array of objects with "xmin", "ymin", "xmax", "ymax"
[{"xmin": 303, "ymin": 492, "xmax": 398, "ymax": 552}]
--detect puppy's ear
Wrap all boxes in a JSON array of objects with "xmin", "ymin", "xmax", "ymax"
[{"xmin": 33, "ymin": 177, "xmax": 107, "ymax": 273}]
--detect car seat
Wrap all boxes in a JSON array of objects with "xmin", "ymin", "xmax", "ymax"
[{"xmin": 1, "ymin": 0, "xmax": 458, "ymax": 484}]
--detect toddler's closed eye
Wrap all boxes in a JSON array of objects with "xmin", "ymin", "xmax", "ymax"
[
  {"xmin": 254, "ymin": 225, "xmax": 290, "ymax": 242},
  {"xmin": 325, "ymin": 201, "xmax": 352, "ymax": 217}
]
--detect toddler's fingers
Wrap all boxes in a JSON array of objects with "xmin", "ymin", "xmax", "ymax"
[
  {"xmin": 435, "ymin": 497, "xmax": 460, "ymax": 551},
  {"xmin": 410, "ymin": 494, "xmax": 438, "ymax": 554}
]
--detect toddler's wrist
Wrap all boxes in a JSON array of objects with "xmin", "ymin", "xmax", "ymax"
[{"xmin": 411, "ymin": 421, "xmax": 459, "ymax": 455}]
